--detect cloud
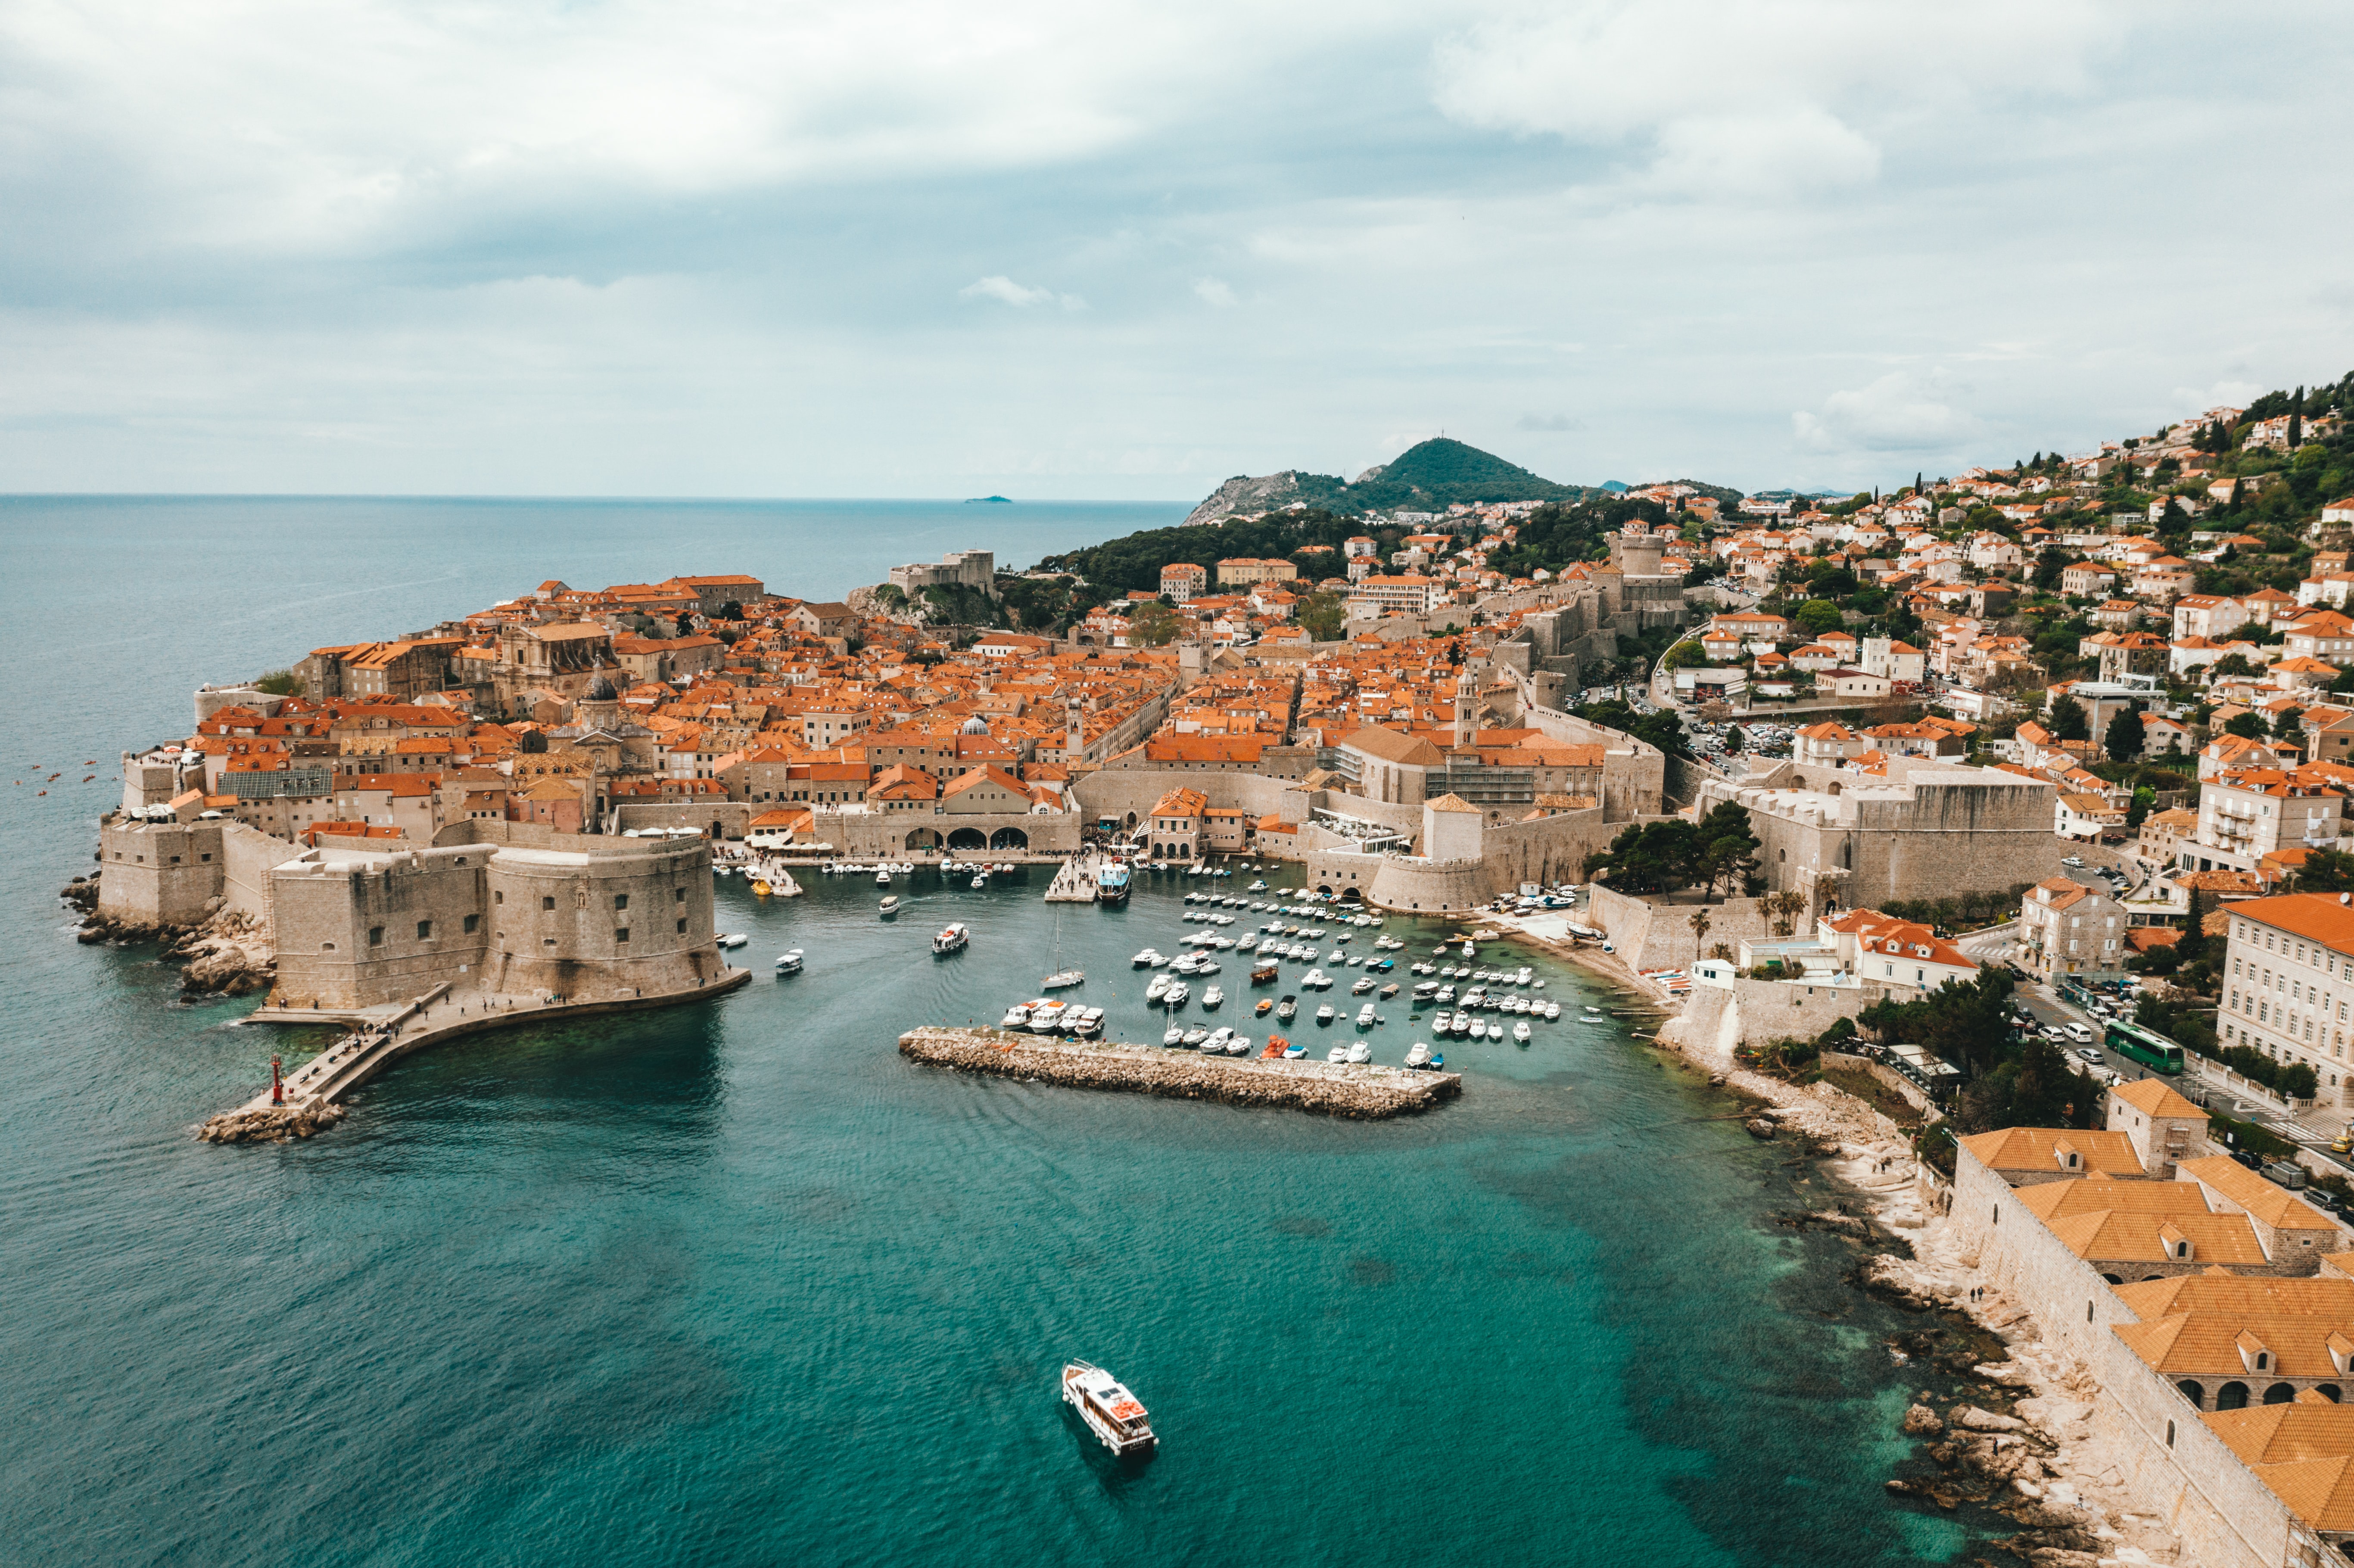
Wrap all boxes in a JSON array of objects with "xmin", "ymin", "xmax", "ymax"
[
  {"xmin": 1431, "ymin": 0, "xmax": 2115, "ymax": 200},
  {"xmin": 1193, "ymin": 277, "xmax": 1236, "ymax": 307},
  {"xmin": 1516, "ymin": 412, "xmax": 1582, "ymax": 431},
  {"xmin": 959, "ymin": 275, "xmax": 1084, "ymax": 310},
  {"xmin": 1793, "ymin": 371, "xmax": 1982, "ymax": 453}
]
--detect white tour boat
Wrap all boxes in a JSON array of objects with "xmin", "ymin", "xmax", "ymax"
[
  {"xmin": 878, "ymin": 895, "xmax": 900, "ymax": 916},
  {"xmin": 1062, "ymin": 1362, "xmax": 1156, "ymax": 1459},
  {"xmin": 775, "ymin": 949, "xmax": 804, "ymax": 974}
]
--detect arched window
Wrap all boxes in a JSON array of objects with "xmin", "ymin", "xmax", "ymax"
[
  {"xmin": 2264, "ymin": 1382, "xmax": 2297, "ymax": 1405},
  {"xmin": 2318, "ymin": 1385, "xmax": 2344, "ymax": 1403},
  {"xmin": 2217, "ymin": 1381, "xmax": 2250, "ymax": 1411},
  {"xmin": 2176, "ymin": 1381, "xmax": 2205, "ymax": 1409}
]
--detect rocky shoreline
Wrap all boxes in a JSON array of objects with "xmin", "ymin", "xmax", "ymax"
[
  {"xmin": 60, "ymin": 874, "xmax": 277, "ymax": 997},
  {"xmin": 197, "ymin": 1102, "xmax": 348, "ymax": 1144}
]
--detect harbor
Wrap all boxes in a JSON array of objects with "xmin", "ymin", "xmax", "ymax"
[{"xmin": 898, "ymin": 1024, "xmax": 1461, "ymax": 1117}]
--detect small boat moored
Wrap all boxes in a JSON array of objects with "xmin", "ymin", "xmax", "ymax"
[
  {"xmin": 1042, "ymin": 969, "xmax": 1085, "ymax": 990},
  {"xmin": 1062, "ymin": 1361, "xmax": 1156, "ymax": 1459},
  {"xmin": 718, "ymin": 932, "xmax": 748, "ymax": 949}
]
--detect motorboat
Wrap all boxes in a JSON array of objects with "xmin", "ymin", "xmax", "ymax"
[
  {"xmin": 775, "ymin": 949, "xmax": 803, "ymax": 974},
  {"xmin": 1314, "ymin": 1003, "xmax": 1336, "ymax": 1025},
  {"xmin": 1345, "ymin": 1040, "xmax": 1370, "ymax": 1064},
  {"xmin": 1379, "ymin": 983, "xmax": 1399, "ymax": 999},
  {"xmin": 1544, "ymin": 1002, "xmax": 1561, "ymax": 1020},
  {"xmin": 1001, "ymin": 1002, "xmax": 1034, "ymax": 1029},
  {"xmin": 1355, "ymin": 1003, "xmax": 1376, "ymax": 1027},
  {"xmin": 1413, "ymin": 980, "xmax": 1439, "ymax": 1000},
  {"xmin": 749, "ymin": 879, "xmax": 772, "ymax": 896},
  {"xmin": 972, "ymin": 874, "xmax": 988, "ymax": 889},
  {"xmin": 932, "ymin": 923, "xmax": 970, "ymax": 955},
  {"xmin": 1182, "ymin": 1025, "xmax": 1211, "ymax": 1047},
  {"xmin": 1164, "ymin": 982, "xmax": 1189, "ymax": 1007},
  {"xmin": 1146, "ymin": 973, "xmax": 1172, "ymax": 1002},
  {"xmin": 1405, "ymin": 1040, "xmax": 1431, "ymax": 1069},
  {"xmin": 1202, "ymin": 985, "xmax": 1224, "ymax": 1008},
  {"xmin": 1029, "ymin": 1002, "xmax": 1067, "ymax": 1033},
  {"xmin": 1302, "ymin": 969, "xmax": 1329, "ymax": 990},
  {"xmin": 1042, "ymin": 969, "xmax": 1084, "ymax": 990},
  {"xmin": 1255, "ymin": 997, "xmax": 1273, "ymax": 1016},
  {"xmin": 1163, "ymin": 1024, "xmax": 1185, "ymax": 1045},
  {"xmin": 1326, "ymin": 1044, "xmax": 1348, "ymax": 1062},
  {"xmin": 1432, "ymin": 1010, "xmax": 1453, "ymax": 1033},
  {"xmin": 1226, "ymin": 1034, "xmax": 1251, "ymax": 1056},
  {"xmin": 718, "ymin": 933, "xmax": 748, "ymax": 949},
  {"xmin": 1203, "ymin": 1027, "xmax": 1233, "ymax": 1053},
  {"xmin": 1513, "ymin": 1020, "xmax": 1533, "ymax": 1044},
  {"xmin": 1132, "ymin": 949, "xmax": 1162, "ymax": 968},
  {"xmin": 1281, "ymin": 1037, "xmax": 1306, "ymax": 1059},
  {"xmin": 878, "ymin": 895, "xmax": 900, "ymax": 916},
  {"xmin": 1071, "ymin": 1008, "xmax": 1105, "ymax": 1038},
  {"xmin": 1276, "ymin": 996, "xmax": 1298, "ymax": 1021},
  {"xmin": 1062, "ymin": 1361, "xmax": 1155, "ymax": 1460},
  {"xmin": 1351, "ymin": 976, "xmax": 1375, "ymax": 996},
  {"xmin": 1248, "ymin": 880, "xmax": 1267, "ymax": 891},
  {"xmin": 875, "ymin": 868, "xmax": 893, "ymax": 886}
]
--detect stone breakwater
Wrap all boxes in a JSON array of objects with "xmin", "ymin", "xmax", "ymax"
[
  {"xmin": 198, "ymin": 1103, "xmax": 348, "ymax": 1145},
  {"xmin": 897, "ymin": 1027, "xmax": 1462, "ymax": 1117}
]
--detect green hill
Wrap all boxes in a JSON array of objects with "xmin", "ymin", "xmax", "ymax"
[{"xmin": 1183, "ymin": 437, "xmax": 1595, "ymax": 523}]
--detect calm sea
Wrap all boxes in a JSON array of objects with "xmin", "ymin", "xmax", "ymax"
[{"xmin": 0, "ymin": 498, "xmax": 1967, "ymax": 1565}]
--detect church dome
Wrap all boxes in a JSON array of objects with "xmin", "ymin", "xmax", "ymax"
[
  {"xmin": 585, "ymin": 673, "xmax": 617, "ymax": 701},
  {"xmin": 960, "ymin": 715, "xmax": 990, "ymax": 735}
]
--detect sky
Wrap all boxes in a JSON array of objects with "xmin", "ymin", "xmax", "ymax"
[{"xmin": 3, "ymin": 0, "xmax": 2352, "ymax": 501}]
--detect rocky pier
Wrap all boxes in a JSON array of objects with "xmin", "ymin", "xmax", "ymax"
[{"xmin": 898, "ymin": 1026, "xmax": 1462, "ymax": 1117}]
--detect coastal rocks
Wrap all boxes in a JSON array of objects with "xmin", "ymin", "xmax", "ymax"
[
  {"xmin": 197, "ymin": 1103, "xmax": 347, "ymax": 1144},
  {"xmin": 1859, "ymin": 1254, "xmax": 1952, "ymax": 1312},
  {"xmin": 1902, "ymin": 1403, "xmax": 1945, "ymax": 1436},
  {"xmin": 898, "ymin": 1027, "xmax": 1462, "ymax": 1118},
  {"xmin": 1954, "ymin": 1405, "xmax": 2027, "ymax": 1433},
  {"xmin": 1744, "ymin": 1117, "xmax": 1777, "ymax": 1139}
]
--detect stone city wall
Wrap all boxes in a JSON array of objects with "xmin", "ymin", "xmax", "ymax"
[
  {"xmin": 811, "ymin": 807, "xmax": 1084, "ymax": 858},
  {"xmin": 610, "ymin": 800, "xmax": 756, "ymax": 840},
  {"xmin": 97, "ymin": 818, "xmax": 226, "ymax": 929}
]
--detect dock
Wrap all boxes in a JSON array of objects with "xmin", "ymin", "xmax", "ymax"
[
  {"xmin": 898, "ymin": 1025, "xmax": 1462, "ymax": 1118},
  {"xmin": 198, "ymin": 968, "xmax": 755, "ymax": 1143},
  {"xmin": 1044, "ymin": 852, "xmax": 1102, "ymax": 903}
]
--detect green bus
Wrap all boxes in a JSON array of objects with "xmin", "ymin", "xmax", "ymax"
[{"xmin": 2105, "ymin": 1018, "xmax": 2186, "ymax": 1075}]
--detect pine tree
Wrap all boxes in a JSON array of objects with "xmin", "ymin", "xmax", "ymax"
[
  {"xmin": 2049, "ymin": 694, "xmax": 2091, "ymax": 742},
  {"xmin": 2105, "ymin": 704, "xmax": 2145, "ymax": 762}
]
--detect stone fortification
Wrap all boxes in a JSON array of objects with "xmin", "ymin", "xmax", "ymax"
[
  {"xmin": 1671, "ymin": 976, "xmax": 1891, "ymax": 1052},
  {"xmin": 1694, "ymin": 757, "xmax": 2058, "ymax": 913},
  {"xmin": 95, "ymin": 817, "xmax": 305, "ymax": 935},
  {"xmin": 898, "ymin": 1027, "xmax": 1460, "ymax": 1118}
]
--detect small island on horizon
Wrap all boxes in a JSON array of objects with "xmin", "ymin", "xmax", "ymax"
[{"xmin": 965, "ymin": 495, "xmax": 1013, "ymax": 504}]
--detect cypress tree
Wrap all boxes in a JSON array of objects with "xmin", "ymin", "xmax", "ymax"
[
  {"xmin": 2105, "ymin": 704, "xmax": 2145, "ymax": 762},
  {"xmin": 2289, "ymin": 385, "xmax": 2304, "ymax": 449}
]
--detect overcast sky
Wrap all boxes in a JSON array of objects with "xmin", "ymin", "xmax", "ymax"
[{"xmin": 3, "ymin": 0, "xmax": 2351, "ymax": 501}]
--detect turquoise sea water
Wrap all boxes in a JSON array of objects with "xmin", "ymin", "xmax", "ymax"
[{"xmin": 1, "ymin": 498, "xmax": 1968, "ymax": 1565}]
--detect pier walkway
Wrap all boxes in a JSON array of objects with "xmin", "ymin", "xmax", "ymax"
[
  {"xmin": 1044, "ymin": 852, "xmax": 1104, "ymax": 903},
  {"xmin": 205, "ymin": 968, "xmax": 754, "ymax": 1140},
  {"xmin": 900, "ymin": 1025, "xmax": 1461, "ymax": 1118}
]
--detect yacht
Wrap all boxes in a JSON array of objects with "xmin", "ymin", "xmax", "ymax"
[
  {"xmin": 1355, "ymin": 1002, "xmax": 1376, "ymax": 1026},
  {"xmin": 1351, "ymin": 976, "xmax": 1375, "ymax": 995},
  {"xmin": 1431, "ymin": 1010, "xmax": 1453, "ymax": 1033},
  {"xmin": 931, "ymin": 923, "xmax": 970, "ymax": 955},
  {"xmin": 878, "ymin": 895, "xmax": 900, "ymax": 917},
  {"xmin": 1042, "ymin": 969, "xmax": 1084, "ymax": 990},
  {"xmin": 774, "ymin": 949, "xmax": 803, "ymax": 974},
  {"xmin": 1164, "ymin": 981, "xmax": 1189, "ymax": 1007},
  {"xmin": 1132, "ymin": 948, "xmax": 1161, "ymax": 968},
  {"xmin": 1029, "ymin": 1002, "xmax": 1067, "ymax": 1033},
  {"xmin": 1061, "ymin": 1361, "xmax": 1155, "ymax": 1460},
  {"xmin": 718, "ymin": 933, "xmax": 748, "ymax": 949},
  {"xmin": 1404, "ymin": 1041, "xmax": 1431, "ymax": 1069},
  {"xmin": 1146, "ymin": 973, "xmax": 1172, "ymax": 1002},
  {"xmin": 1202, "ymin": 985, "xmax": 1224, "ymax": 1008},
  {"xmin": 1302, "ymin": 969, "xmax": 1329, "ymax": 990},
  {"xmin": 1345, "ymin": 1040, "xmax": 1370, "ymax": 1063},
  {"xmin": 1513, "ymin": 1020, "xmax": 1533, "ymax": 1044}
]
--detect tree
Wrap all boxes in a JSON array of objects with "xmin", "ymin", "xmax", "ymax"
[
  {"xmin": 1298, "ymin": 591, "xmax": 1347, "ymax": 642},
  {"xmin": 2048, "ymin": 694, "xmax": 2090, "ymax": 742},
  {"xmin": 2296, "ymin": 849, "xmax": 2354, "ymax": 893},
  {"xmin": 2212, "ymin": 652, "xmax": 2259, "ymax": 679},
  {"xmin": 2104, "ymin": 705, "xmax": 2145, "ymax": 762},
  {"xmin": 1127, "ymin": 600, "xmax": 1183, "ymax": 647},
  {"xmin": 1585, "ymin": 820, "xmax": 1700, "ymax": 895},
  {"xmin": 2275, "ymin": 705, "xmax": 2306, "ymax": 739},
  {"xmin": 675, "ymin": 610, "xmax": 696, "ymax": 635},
  {"xmin": 1660, "ymin": 638, "xmax": 1706, "ymax": 670},
  {"xmin": 1691, "ymin": 799, "xmax": 1761, "ymax": 902},
  {"xmin": 2032, "ymin": 545, "xmax": 2071, "ymax": 590},
  {"xmin": 1794, "ymin": 599, "xmax": 1845, "ymax": 635},
  {"xmin": 718, "ymin": 600, "xmax": 744, "ymax": 621},
  {"xmin": 2224, "ymin": 710, "xmax": 2268, "ymax": 740}
]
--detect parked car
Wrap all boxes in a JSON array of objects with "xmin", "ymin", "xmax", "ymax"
[
  {"xmin": 2075, "ymin": 1047, "xmax": 2102, "ymax": 1063},
  {"xmin": 2061, "ymin": 855, "xmax": 2085, "ymax": 868},
  {"xmin": 2232, "ymin": 1149, "xmax": 2266, "ymax": 1170},
  {"xmin": 2264, "ymin": 1159, "xmax": 2310, "ymax": 1191}
]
